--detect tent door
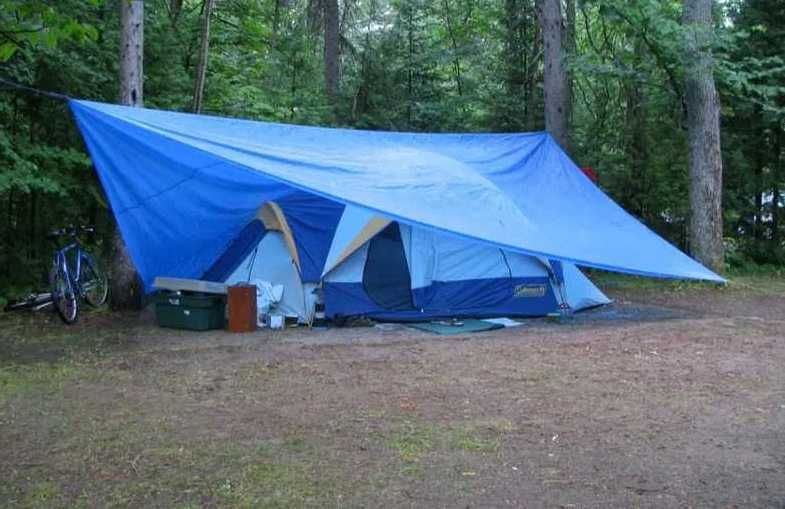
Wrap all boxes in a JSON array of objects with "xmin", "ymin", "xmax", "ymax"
[{"xmin": 362, "ymin": 223, "xmax": 414, "ymax": 310}]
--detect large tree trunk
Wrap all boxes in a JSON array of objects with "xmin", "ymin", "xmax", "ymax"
[
  {"xmin": 192, "ymin": 0, "xmax": 216, "ymax": 113},
  {"xmin": 564, "ymin": 0, "xmax": 575, "ymax": 130},
  {"xmin": 113, "ymin": 0, "xmax": 144, "ymax": 310},
  {"xmin": 120, "ymin": 0, "xmax": 144, "ymax": 107},
  {"xmin": 323, "ymin": 0, "xmax": 340, "ymax": 100},
  {"xmin": 683, "ymin": 0, "xmax": 724, "ymax": 272},
  {"xmin": 538, "ymin": 0, "xmax": 569, "ymax": 150}
]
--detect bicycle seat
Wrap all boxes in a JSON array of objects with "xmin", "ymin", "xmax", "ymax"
[{"xmin": 47, "ymin": 228, "xmax": 67, "ymax": 239}]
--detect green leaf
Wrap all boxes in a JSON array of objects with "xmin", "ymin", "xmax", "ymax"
[{"xmin": 0, "ymin": 42, "xmax": 18, "ymax": 61}]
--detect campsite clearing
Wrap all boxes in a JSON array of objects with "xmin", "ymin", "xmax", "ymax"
[{"xmin": 1, "ymin": 274, "xmax": 784, "ymax": 508}]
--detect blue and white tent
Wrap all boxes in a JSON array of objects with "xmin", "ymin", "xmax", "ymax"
[
  {"xmin": 69, "ymin": 100, "xmax": 724, "ymax": 321},
  {"xmin": 322, "ymin": 205, "xmax": 610, "ymax": 320}
]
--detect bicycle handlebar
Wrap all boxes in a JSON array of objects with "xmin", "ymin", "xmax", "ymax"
[{"xmin": 48, "ymin": 225, "xmax": 96, "ymax": 239}]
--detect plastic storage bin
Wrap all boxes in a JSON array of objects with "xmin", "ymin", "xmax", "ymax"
[{"xmin": 154, "ymin": 291, "xmax": 226, "ymax": 331}]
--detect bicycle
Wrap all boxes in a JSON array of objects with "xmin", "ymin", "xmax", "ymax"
[{"xmin": 4, "ymin": 225, "xmax": 109, "ymax": 324}]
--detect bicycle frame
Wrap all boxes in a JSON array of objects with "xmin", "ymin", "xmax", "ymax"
[
  {"xmin": 53, "ymin": 241, "xmax": 84, "ymax": 297},
  {"xmin": 6, "ymin": 226, "xmax": 105, "ymax": 322}
]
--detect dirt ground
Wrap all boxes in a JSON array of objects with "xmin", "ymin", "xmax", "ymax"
[{"xmin": 1, "ymin": 275, "xmax": 784, "ymax": 508}]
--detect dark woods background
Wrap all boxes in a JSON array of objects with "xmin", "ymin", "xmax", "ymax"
[{"xmin": 0, "ymin": 0, "xmax": 783, "ymax": 302}]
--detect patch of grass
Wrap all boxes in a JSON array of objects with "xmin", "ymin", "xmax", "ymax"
[
  {"xmin": 448, "ymin": 428, "xmax": 501, "ymax": 453},
  {"xmin": 90, "ymin": 438, "xmax": 343, "ymax": 508},
  {"xmin": 590, "ymin": 268, "xmax": 785, "ymax": 297},
  {"xmin": 446, "ymin": 419, "xmax": 515, "ymax": 454},
  {"xmin": 0, "ymin": 361, "xmax": 86, "ymax": 404},
  {"xmin": 386, "ymin": 419, "xmax": 511, "ymax": 474},
  {"xmin": 389, "ymin": 421, "xmax": 435, "ymax": 464},
  {"xmin": 0, "ymin": 324, "xmax": 135, "ymax": 370},
  {"xmin": 589, "ymin": 271, "xmax": 714, "ymax": 291},
  {"xmin": 281, "ymin": 435, "xmax": 309, "ymax": 453},
  {"xmin": 218, "ymin": 462, "xmax": 319, "ymax": 508},
  {"xmin": 22, "ymin": 480, "xmax": 61, "ymax": 508},
  {"xmin": 724, "ymin": 273, "xmax": 785, "ymax": 295},
  {"xmin": 231, "ymin": 361, "xmax": 281, "ymax": 390},
  {"xmin": 725, "ymin": 260, "xmax": 785, "ymax": 278},
  {"xmin": 204, "ymin": 440, "xmax": 342, "ymax": 508}
]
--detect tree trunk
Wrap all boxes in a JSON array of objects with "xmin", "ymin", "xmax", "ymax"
[
  {"xmin": 624, "ymin": 78, "xmax": 648, "ymax": 218},
  {"xmin": 407, "ymin": 5, "xmax": 414, "ymax": 126},
  {"xmin": 442, "ymin": 0, "xmax": 463, "ymax": 96},
  {"xmin": 772, "ymin": 128, "xmax": 782, "ymax": 245},
  {"xmin": 525, "ymin": 2, "xmax": 541, "ymax": 132},
  {"xmin": 754, "ymin": 160, "xmax": 763, "ymax": 242},
  {"xmin": 538, "ymin": 0, "xmax": 569, "ymax": 150},
  {"xmin": 747, "ymin": 106, "xmax": 764, "ymax": 242},
  {"xmin": 624, "ymin": 42, "xmax": 648, "ymax": 219},
  {"xmin": 564, "ymin": 0, "xmax": 575, "ymax": 130},
  {"xmin": 192, "ymin": 0, "xmax": 216, "ymax": 113},
  {"xmin": 120, "ymin": 0, "xmax": 144, "ymax": 107},
  {"xmin": 114, "ymin": 0, "xmax": 144, "ymax": 310},
  {"xmin": 504, "ymin": 0, "xmax": 531, "ymax": 130},
  {"xmin": 323, "ymin": 0, "xmax": 340, "ymax": 100},
  {"xmin": 271, "ymin": 0, "xmax": 289, "ymax": 51},
  {"xmin": 169, "ymin": 0, "xmax": 183, "ymax": 26},
  {"xmin": 683, "ymin": 0, "xmax": 724, "ymax": 272}
]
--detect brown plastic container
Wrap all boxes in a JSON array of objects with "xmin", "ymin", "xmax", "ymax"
[{"xmin": 227, "ymin": 284, "xmax": 257, "ymax": 332}]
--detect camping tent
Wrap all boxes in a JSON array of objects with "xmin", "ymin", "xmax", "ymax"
[
  {"xmin": 321, "ymin": 205, "xmax": 610, "ymax": 320},
  {"xmin": 69, "ymin": 99, "xmax": 724, "ymax": 321},
  {"xmin": 210, "ymin": 225, "xmax": 311, "ymax": 320},
  {"xmin": 195, "ymin": 202, "xmax": 610, "ymax": 321}
]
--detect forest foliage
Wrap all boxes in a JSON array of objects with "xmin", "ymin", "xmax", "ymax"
[{"xmin": 0, "ymin": 0, "xmax": 783, "ymax": 300}]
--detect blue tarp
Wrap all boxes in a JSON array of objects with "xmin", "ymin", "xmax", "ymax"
[{"xmin": 69, "ymin": 99, "xmax": 725, "ymax": 291}]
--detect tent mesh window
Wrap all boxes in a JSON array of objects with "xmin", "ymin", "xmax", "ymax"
[{"xmin": 362, "ymin": 222, "xmax": 415, "ymax": 310}]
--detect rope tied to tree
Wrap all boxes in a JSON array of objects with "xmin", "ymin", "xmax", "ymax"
[{"xmin": 0, "ymin": 77, "xmax": 70, "ymax": 102}]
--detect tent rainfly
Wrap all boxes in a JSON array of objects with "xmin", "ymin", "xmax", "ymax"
[{"xmin": 70, "ymin": 100, "xmax": 724, "ymax": 322}]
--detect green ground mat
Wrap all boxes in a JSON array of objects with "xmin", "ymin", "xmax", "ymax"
[{"xmin": 408, "ymin": 319, "xmax": 505, "ymax": 335}]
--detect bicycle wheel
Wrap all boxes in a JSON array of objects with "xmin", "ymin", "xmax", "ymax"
[
  {"xmin": 50, "ymin": 259, "xmax": 79, "ymax": 324},
  {"xmin": 80, "ymin": 253, "xmax": 109, "ymax": 307},
  {"xmin": 4, "ymin": 293, "xmax": 53, "ymax": 312}
]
